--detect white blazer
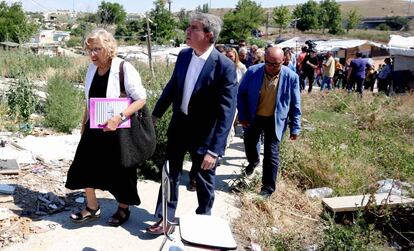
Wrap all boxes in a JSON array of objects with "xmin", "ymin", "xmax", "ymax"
[{"xmin": 84, "ymin": 57, "xmax": 146, "ymax": 119}]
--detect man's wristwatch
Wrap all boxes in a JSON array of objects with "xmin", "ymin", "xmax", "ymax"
[{"xmin": 119, "ymin": 112, "xmax": 127, "ymax": 121}]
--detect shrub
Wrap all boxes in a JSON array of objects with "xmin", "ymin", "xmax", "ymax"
[
  {"xmin": 44, "ymin": 73, "xmax": 84, "ymax": 133},
  {"xmin": 247, "ymin": 37, "xmax": 267, "ymax": 48},
  {"xmin": 322, "ymin": 212, "xmax": 386, "ymax": 251},
  {"xmin": 65, "ymin": 36, "xmax": 83, "ymax": 48},
  {"xmin": 6, "ymin": 73, "xmax": 37, "ymax": 123},
  {"xmin": 376, "ymin": 23, "xmax": 390, "ymax": 31}
]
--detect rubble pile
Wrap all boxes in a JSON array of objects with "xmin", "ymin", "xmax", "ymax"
[{"xmin": 0, "ymin": 134, "xmax": 82, "ymax": 249}]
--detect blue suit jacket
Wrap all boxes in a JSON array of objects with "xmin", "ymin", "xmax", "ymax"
[
  {"xmin": 153, "ymin": 47, "xmax": 237, "ymax": 156},
  {"xmin": 237, "ymin": 64, "xmax": 301, "ymax": 141}
]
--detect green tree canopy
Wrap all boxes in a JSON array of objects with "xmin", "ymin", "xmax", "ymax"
[
  {"xmin": 149, "ymin": 0, "xmax": 176, "ymax": 44},
  {"xmin": 272, "ymin": 6, "xmax": 292, "ymax": 37},
  {"xmin": 177, "ymin": 8, "xmax": 190, "ymax": 31},
  {"xmin": 115, "ymin": 20, "xmax": 143, "ymax": 42},
  {"xmin": 196, "ymin": 3, "xmax": 209, "ymax": 13},
  {"xmin": 293, "ymin": 0, "xmax": 320, "ymax": 32},
  {"xmin": 319, "ymin": 0, "xmax": 342, "ymax": 34},
  {"xmin": 0, "ymin": 1, "xmax": 37, "ymax": 43},
  {"xmin": 97, "ymin": 1, "xmax": 126, "ymax": 25},
  {"xmin": 346, "ymin": 9, "xmax": 362, "ymax": 32},
  {"xmin": 386, "ymin": 16, "xmax": 410, "ymax": 31},
  {"xmin": 220, "ymin": 0, "xmax": 265, "ymax": 43}
]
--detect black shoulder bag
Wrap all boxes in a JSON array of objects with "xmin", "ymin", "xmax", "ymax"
[{"xmin": 118, "ymin": 61, "xmax": 156, "ymax": 168}]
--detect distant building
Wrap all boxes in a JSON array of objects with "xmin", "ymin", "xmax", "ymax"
[{"xmin": 31, "ymin": 30, "xmax": 70, "ymax": 45}]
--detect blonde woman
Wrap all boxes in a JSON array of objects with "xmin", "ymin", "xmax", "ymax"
[
  {"xmin": 225, "ymin": 47, "xmax": 247, "ymax": 84},
  {"xmin": 65, "ymin": 29, "xmax": 146, "ymax": 226}
]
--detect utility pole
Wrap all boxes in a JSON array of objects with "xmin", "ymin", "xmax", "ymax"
[
  {"xmin": 265, "ymin": 12, "xmax": 270, "ymax": 38},
  {"xmin": 146, "ymin": 16, "xmax": 154, "ymax": 77},
  {"xmin": 408, "ymin": 0, "xmax": 412, "ymax": 16},
  {"xmin": 167, "ymin": 0, "xmax": 172, "ymax": 13}
]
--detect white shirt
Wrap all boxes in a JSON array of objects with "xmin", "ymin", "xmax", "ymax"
[
  {"xmin": 180, "ymin": 44, "xmax": 214, "ymax": 115},
  {"xmin": 84, "ymin": 57, "xmax": 146, "ymax": 121}
]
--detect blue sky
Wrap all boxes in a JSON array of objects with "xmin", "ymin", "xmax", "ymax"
[{"xmin": 9, "ymin": 0, "xmax": 358, "ymax": 13}]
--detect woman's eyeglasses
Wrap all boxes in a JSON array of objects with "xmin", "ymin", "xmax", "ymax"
[{"xmin": 86, "ymin": 47, "xmax": 102, "ymax": 55}]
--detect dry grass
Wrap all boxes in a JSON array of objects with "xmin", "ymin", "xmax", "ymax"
[{"xmin": 233, "ymin": 178, "xmax": 325, "ymax": 250}]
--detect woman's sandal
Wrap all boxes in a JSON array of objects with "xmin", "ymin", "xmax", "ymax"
[
  {"xmin": 108, "ymin": 206, "xmax": 130, "ymax": 227},
  {"xmin": 70, "ymin": 206, "xmax": 101, "ymax": 223}
]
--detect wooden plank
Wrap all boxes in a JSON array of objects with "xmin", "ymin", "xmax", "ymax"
[
  {"xmin": 0, "ymin": 159, "xmax": 20, "ymax": 175},
  {"xmin": 322, "ymin": 193, "xmax": 414, "ymax": 213}
]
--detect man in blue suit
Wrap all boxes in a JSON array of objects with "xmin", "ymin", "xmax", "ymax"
[
  {"xmin": 238, "ymin": 46, "xmax": 301, "ymax": 198},
  {"xmin": 146, "ymin": 13, "xmax": 237, "ymax": 234}
]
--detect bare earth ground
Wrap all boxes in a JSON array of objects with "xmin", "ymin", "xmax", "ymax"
[{"xmin": 0, "ymin": 132, "xmax": 245, "ymax": 251}]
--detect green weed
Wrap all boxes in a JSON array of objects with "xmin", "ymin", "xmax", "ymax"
[{"xmin": 44, "ymin": 73, "xmax": 84, "ymax": 133}]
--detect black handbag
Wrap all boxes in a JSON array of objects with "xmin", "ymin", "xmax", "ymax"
[{"xmin": 117, "ymin": 61, "xmax": 156, "ymax": 168}]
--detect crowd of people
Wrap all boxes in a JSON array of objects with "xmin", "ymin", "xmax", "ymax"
[
  {"xmin": 65, "ymin": 12, "xmax": 396, "ymax": 237},
  {"xmin": 65, "ymin": 13, "xmax": 301, "ymax": 236},
  {"xmin": 218, "ymin": 41, "xmax": 394, "ymax": 97}
]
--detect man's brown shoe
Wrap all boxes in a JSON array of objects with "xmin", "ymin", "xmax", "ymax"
[{"xmin": 146, "ymin": 219, "xmax": 175, "ymax": 235}]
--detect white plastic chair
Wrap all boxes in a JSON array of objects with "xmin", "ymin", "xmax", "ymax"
[{"xmin": 159, "ymin": 161, "xmax": 237, "ymax": 250}]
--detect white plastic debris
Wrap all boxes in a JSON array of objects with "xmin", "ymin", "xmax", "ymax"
[
  {"xmin": 306, "ymin": 187, "xmax": 333, "ymax": 199},
  {"xmin": 377, "ymin": 179, "xmax": 413, "ymax": 196}
]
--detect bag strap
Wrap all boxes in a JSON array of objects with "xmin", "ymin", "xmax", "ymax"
[
  {"xmin": 119, "ymin": 60, "xmax": 146, "ymax": 118},
  {"xmin": 119, "ymin": 61, "xmax": 127, "ymax": 98}
]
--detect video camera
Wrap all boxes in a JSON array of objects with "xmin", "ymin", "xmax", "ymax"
[{"xmin": 305, "ymin": 40, "xmax": 317, "ymax": 53}]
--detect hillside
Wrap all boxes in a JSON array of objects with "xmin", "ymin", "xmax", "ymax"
[{"xmin": 209, "ymin": 0, "xmax": 412, "ymax": 18}]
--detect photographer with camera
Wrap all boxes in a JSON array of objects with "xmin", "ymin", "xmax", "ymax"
[{"xmin": 300, "ymin": 48, "xmax": 318, "ymax": 93}]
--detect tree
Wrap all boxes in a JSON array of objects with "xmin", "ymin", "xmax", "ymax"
[
  {"xmin": 220, "ymin": 0, "xmax": 265, "ymax": 43},
  {"xmin": 386, "ymin": 16, "xmax": 410, "ymax": 31},
  {"xmin": 0, "ymin": 1, "xmax": 37, "ymax": 43},
  {"xmin": 319, "ymin": 0, "xmax": 342, "ymax": 34},
  {"xmin": 177, "ymin": 8, "xmax": 189, "ymax": 31},
  {"xmin": 196, "ymin": 3, "xmax": 209, "ymax": 13},
  {"xmin": 293, "ymin": 0, "xmax": 320, "ymax": 32},
  {"xmin": 149, "ymin": 0, "xmax": 176, "ymax": 44},
  {"xmin": 272, "ymin": 6, "xmax": 292, "ymax": 37},
  {"xmin": 97, "ymin": 1, "xmax": 126, "ymax": 25},
  {"xmin": 115, "ymin": 20, "xmax": 143, "ymax": 42},
  {"xmin": 346, "ymin": 9, "xmax": 362, "ymax": 32}
]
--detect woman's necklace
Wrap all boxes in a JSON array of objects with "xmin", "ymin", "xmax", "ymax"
[{"xmin": 97, "ymin": 61, "xmax": 111, "ymax": 75}]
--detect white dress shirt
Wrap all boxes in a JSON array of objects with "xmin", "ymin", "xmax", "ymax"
[{"xmin": 180, "ymin": 44, "xmax": 214, "ymax": 115}]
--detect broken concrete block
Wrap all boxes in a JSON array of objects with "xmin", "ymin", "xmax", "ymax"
[
  {"xmin": 0, "ymin": 159, "xmax": 20, "ymax": 174},
  {"xmin": 0, "ymin": 208, "xmax": 13, "ymax": 220},
  {"xmin": 0, "ymin": 195, "xmax": 13, "ymax": 203}
]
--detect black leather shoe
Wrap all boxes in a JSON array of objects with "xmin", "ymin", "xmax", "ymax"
[
  {"xmin": 259, "ymin": 189, "xmax": 272, "ymax": 199},
  {"xmin": 187, "ymin": 179, "xmax": 196, "ymax": 192},
  {"xmin": 245, "ymin": 161, "xmax": 259, "ymax": 176}
]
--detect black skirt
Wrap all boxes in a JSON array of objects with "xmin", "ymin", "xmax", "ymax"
[{"xmin": 65, "ymin": 68, "xmax": 140, "ymax": 205}]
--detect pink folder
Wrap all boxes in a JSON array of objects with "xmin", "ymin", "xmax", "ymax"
[{"xmin": 89, "ymin": 98, "xmax": 131, "ymax": 129}]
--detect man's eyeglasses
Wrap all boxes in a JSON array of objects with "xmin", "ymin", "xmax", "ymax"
[
  {"xmin": 265, "ymin": 60, "xmax": 282, "ymax": 67},
  {"xmin": 86, "ymin": 47, "xmax": 102, "ymax": 55}
]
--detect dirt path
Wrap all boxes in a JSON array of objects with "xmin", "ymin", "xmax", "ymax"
[{"xmin": 1, "ymin": 136, "xmax": 247, "ymax": 251}]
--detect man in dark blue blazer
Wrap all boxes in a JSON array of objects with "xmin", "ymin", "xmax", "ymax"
[
  {"xmin": 146, "ymin": 13, "xmax": 237, "ymax": 234},
  {"xmin": 238, "ymin": 46, "xmax": 301, "ymax": 198}
]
